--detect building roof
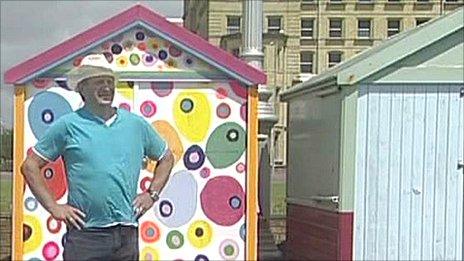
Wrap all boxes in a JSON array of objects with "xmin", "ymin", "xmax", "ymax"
[
  {"xmin": 4, "ymin": 4, "xmax": 266, "ymax": 86},
  {"xmin": 281, "ymin": 7, "xmax": 463, "ymax": 100}
]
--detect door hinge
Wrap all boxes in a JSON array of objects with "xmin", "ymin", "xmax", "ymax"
[
  {"xmin": 458, "ymin": 160, "xmax": 464, "ymax": 171},
  {"xmin": 460, "ymin": 87, "xmax": 464, "ymax": 98}
]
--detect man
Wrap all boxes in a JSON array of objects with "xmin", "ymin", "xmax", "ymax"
[{"xmin": 21, "ymin": 54, "xmax": 174, "ymax": 260}]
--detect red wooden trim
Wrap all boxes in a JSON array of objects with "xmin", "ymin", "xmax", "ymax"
[
  {"xmin": 4, "ymin": 4, "xmax": 266, "ymax": 85},
  {"xmin": 287, "ymin": 203, "xmax": 354, "ymax": 261}
]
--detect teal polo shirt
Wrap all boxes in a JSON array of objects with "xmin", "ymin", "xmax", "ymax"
[{"xmin": 33, "ymin": 107, "xmax": 167, "ymax": 228}]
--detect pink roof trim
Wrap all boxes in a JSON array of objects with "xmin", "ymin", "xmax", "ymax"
[{"xmin": 4, "ymin": 4, "xmax": 266, "ymax": 85}]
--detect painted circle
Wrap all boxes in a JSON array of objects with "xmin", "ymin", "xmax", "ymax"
[
  {"xmin": 141, "ymin": 246, "xmax": 159, "ymax": 261},
  {"xmin": 151, "ymin": 82, "xmax": 174, "ymax": 97},
  {"xmin": 229, "ymin": 196, "xmax": 241, "ymax": 209},
  {"xmin": 141, "ymin": 221, "xmax": 160, "ymax": 243},
  {"xmin": 219, "ymin": 239, "xmax": 239, "ymax": 260},
  {"xmin": 199, "ymin": 167, "xmax": 210, "ymax": 178},
  {"xmin": 111, "ymin": 43, "xmax": 123, "ymax": 55},
  {"xmin": 236, "ymin": 163, "xmax": 246, "ymax": 173},
  {"xmin": 23, "ymin": 215, "xmax": 43, "ymax": 254},
  {"xmin": 185, "ymin": 57, "xmax": 194, "ymax": 67},
  {"xmin": 140, "ymin": 100, "xmax": 157, "ymax": 117},
  {"xmin": 216, "ymin": 88, "xmax": 228, "ymax": 99},
  {"xmin": 28, "ymin": 91, "xmax": 72, "ymax": 140},
  {"xmin": 240, "ymin": 103, "xmax": 247, "ymax": 122},
  {"xmin": 135, "ymin": 31, "xmax": 145, "ymax": 41},
  {"xmin": 116, "ymin": 56, "xmax": 128, "ymax": 67},
  {"xmin": 180, "ymin": 98, "xmax": 194, "ymax": 113},
  {"xmin": 122, "ymin": 40, "xmax": 134, "ymax": 51},
  {"xmin": 103, "ymin": 52, "xmax": 113, "ymax": 63},
  {"xmin": 137, "ymin": 42, "xmax": 147, "ymax": 51},
  {"xmin": 32, "ymin": 78, "xmax": 52, "ymax": 89},
  {"xmin": 200, "ymin": 176, "xmax": 245, "ymax": 226},
  {"xmin": 168, "ymin": 45, "xmax": 182, "ymax": 57},
  {"xmin": 195, "ymin": 254, "xmax": 209, "ymax": 261},
  {"xmin": 118, "ymin": 103, "xmax": 131, "ymax": 111},
  {"xmin": 46, "ymin": 216, "xmax": 62, "ymax": 234},
  {"xmin": 43, "ymin": 167, "xmax": 53, "ymax": 179},
  {"xmin": 158, "ymin": 50, "xmax": 168, "ymax": 60},
  {"xmin": 188, "ymin": 220, "xmax": 212, "ymax": 248},
  {"xmin": 73, "ymin": 56, "xmax": 83, "ymax": 67},
  {"xmin": 142, "ymin": 53, "xmax": 157, "ymax": 66},
  {"xmin": 25, "ymin": 197, "xmax": 38, "ymax": 211},
  {"xmin": 240, "ymin": 223, "xmax": 246, "ymax": 241},
  {"xmin": 166, "ymin": 230, "xmax": 184, "ymax": 249},
  {"xmin": 140, "ymin": 176, "xmax": 152, "ymax": 191},
  {"xmin": 216, "ymin": 103, "xmax": 231, "ymax": 119},
  {"xmin": 206, "ymin": 122, "xmax": 246, "ymax": 168},
  {"xmin": 129, "ymin": 53, "xmax": 140, "ymax": 65},
  {"xmin": 183, "ymin": 145, "xmax": 205, "ymax": 170},
  {"xmin": 159, "ymin": 200, "xmax": 173, "ymax": 217},
  {"xmin": 42, "ymin": 241, "xmax": 59, "ymax": 261}
]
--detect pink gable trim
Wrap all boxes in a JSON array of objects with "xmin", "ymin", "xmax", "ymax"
[{"xmin": 4, "ymin": 5, "xmax": 266, "ymax": 85}]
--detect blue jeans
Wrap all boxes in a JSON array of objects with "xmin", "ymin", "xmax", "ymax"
[{"xmin": 63, "ymin": 225, "xmax": 139, "ymax": 261}]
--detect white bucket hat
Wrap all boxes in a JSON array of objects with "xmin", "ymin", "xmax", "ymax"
[{"xmin": 67, "ymin": 54, "xmax": 116, "ymax": 92}]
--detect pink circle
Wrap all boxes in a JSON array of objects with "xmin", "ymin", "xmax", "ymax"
[
  {"xmin": 200, "ymin": 167, "xmax": 210, "ymax": 178},
  {"xmin": 240, "ymin": 103, "xmax": 247, "ymax": 122},
  {"xmin": 42, "ymin": 241, "xmax": 59, "ymax": 261},
  {"xmin": 168, "ymin": 45, "xmax": 183, "ymax": 57},
  {"xmin": 200, "ymin": 176, "xmax": 244, "ymax": 226},
  {"xmin": 216, "ymin": 103, "xmax": 231, "ymax": 119},
  {"xmin": 216, "ymin": 88, "xmax": 228, "ymax": 99},
  {"xmin": 140, "ymin": 176, "xmax": 152, "ymax": 191},
  {"xmin": 236, "ymin": 163, "xmax": 246, "ymax": 173},
  {"xmin": 140, "ymin": 101, "xmax": 157, "ymax": 117},
  {"xmin": 119, "ymin": 103, "xmax": 131, "ymax": 111},
  {"xmin": 151, "ymin": 82, "xmax": 174, "ymax": 97},
  {"xmin": 189, "ymin": 152, "xmax": 200, "ymax": 163}
]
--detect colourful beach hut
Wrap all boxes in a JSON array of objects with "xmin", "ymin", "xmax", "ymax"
[
  {"xmin": 280, "ymin": 8, "xmax": 463, "ymax": 260},
  {"xmin": 4, "ymin": 4, "xmax": 265, "ymax": 260}
]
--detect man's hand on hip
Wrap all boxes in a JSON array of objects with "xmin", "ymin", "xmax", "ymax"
[
  {"xmin": 132, "ymin": 192, "xmax": 156, "ymax": 220},
  {"xmin": 50, "ymin": 204, "xmax": 86, "ymax": 230}
]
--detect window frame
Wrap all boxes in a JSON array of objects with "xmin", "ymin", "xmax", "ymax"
[
  {"xmin": 329, "ymin": 19, "xmax": 343, "ymax": 38},
  {"xmin": 300, "ymin": 51, "xmax": 314, "ymax": 73},
  {"xmin": 387, "ymin": 19, "xmax": 401, "ymax": 37},
  {"xmin": 357, "ymin": 19, "xmax": 372, "ymax": 39},
  {"xmin": 226, "ymin": 16, "xmax": 241, "ymax": 34},
  {"xmin": 268, "ymin": 16, "xmax": 282, "ymax": 33},
  {"xmin": 328, "ymin": 51, "xmax": 342, "ymax": 68},
  {"xmin": 301, "ymin": 18, "xmax": 314, "ymax": 39}
]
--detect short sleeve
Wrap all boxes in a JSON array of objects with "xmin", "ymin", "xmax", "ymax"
[
  {"xmin": 142, "ymin": 120, "xmax": 168, "ymax": 161},
  {"xmin": 33, "ymin": 119, "xmax": 67, "ymax": 162}
]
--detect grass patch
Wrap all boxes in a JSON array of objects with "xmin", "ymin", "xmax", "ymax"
[
  {"xmin": 271, "ymin": 181, "xmax": 286, "ymax": 216},
  {"xmin": 0, "ymin": 178, "xmax": 12, "ymax": 213}
]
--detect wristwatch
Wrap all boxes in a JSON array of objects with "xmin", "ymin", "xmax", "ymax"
[{"xmin": 148, "ymin": 189, "xmax": 160, "ymax": 202}]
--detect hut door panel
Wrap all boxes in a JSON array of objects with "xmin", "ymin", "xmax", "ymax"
[
  {"xmin": 354, "ymin": 84, "xmax": 463, "ymax": 260},
  {"xmin": 134, "ymin": 81, "xmax": 247, "ymax": 260}
]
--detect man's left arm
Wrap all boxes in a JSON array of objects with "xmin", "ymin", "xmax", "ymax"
[{"xmin": 133, "ymin": 149, "xmax": 174, "ymax": 219}]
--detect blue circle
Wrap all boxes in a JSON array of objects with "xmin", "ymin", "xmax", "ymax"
[
  {"xmin": 25, "ymin": 197, "xmax": 38, "ymax": 211},
  {"xmin": 28, "ymin": 91, "xmax": 72, "ymax": 140},
  {"xmin": 158, "ymin": 50, "xmax": 168, "ymax": 60},
  {"xmin": 240, "ymin": 223, "xmax": 246, "ymax": 241},
  {"xmin": 180, "ymin": 98, "xmax": 194, "ymax": 113},
  {"xmin": 183, "ymin": 145, "xmax": 205, "ymax": 170},
  {"xmin": 229, "ymin": 196, "xmax": 241, "ymax": 209},
  {"xmin": 195, "ymin": 254, "xmax": 209, "ymax": 261}
]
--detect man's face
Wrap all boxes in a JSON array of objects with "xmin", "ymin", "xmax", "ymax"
[{"xmin": 79, "ymin": 76, "xmax": 115, "ymax": 106}]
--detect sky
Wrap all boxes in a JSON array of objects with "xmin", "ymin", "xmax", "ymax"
[{"xmin": 0, "ymin": 0, "xmax": 184, "ymax": 128}]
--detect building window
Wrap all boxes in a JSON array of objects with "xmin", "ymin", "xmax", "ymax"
[
  {"xmin": 227, "ymin": 16, "xmax": 241, "ymax": 34},
  {"xmin": 416, "ymin": 0, "xmax": 429, "ymax": 2},
  {"xmin": 328, "ymin": 51, "xmax": 342, "ymax": 68},
  {"xmin": 301, "ymin": 0, "xmax": 315, "ymax": 3},
  {"xmin": 387, "ymin": 19, "xmax": 401, "ymax": 37},
  {"xmin": 330, "ymin": 0, "xmax": 343, "ymax": 3},
  {"xmin": 357, "ymin": 19, "xmax": 371, "ymax": 39},
  {"xmin": 300, "ymin": 51, "xmax": 314, "ymax": 73},
  {"xmin": 358, "ymin": 0, "xmax": 373, "ymax": 3},
  {"xmin": 416, "ymin": 18, "xmax": 430, "ymax": 26},
  {"xmin": 301, "ymin": 18, "xmax": 314, "ymax": 38},
  {"xmin": 268, "ymin": 16, "xmax": 282, "ymax": 33},
  {"xmin": 329, "ymin": 19, "xmax": 343, "ymax": 38}
]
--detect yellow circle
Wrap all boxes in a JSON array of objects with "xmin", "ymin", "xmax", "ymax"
[
  {"xmin": 140, "ymin": 246, "xmax": 159, "ymax": 261},
  {"xmin": 173, "ymin": 91, "xmax": 211, "ymax": 142},
  {"xmin": 23, "ymin": 215, "xmax": 43, "ymax": 254},
  {"xmin": 188, "ymin": 220, "xmax": 213, "ymax": 249}
]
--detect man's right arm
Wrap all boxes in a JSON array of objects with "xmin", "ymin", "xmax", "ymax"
[{"xmin": 21, "ymin": 153, "xmax": 86, "ymax": 229}]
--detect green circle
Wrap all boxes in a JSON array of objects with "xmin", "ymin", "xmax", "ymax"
[
  {"xmin": 224, "ymin": 245, "xmax": 235, "ymax": 256},
  {"xmin": 130, "ymin": 53, "xmax": 140, "ymax": 65},
  {"xmin": 166, "ymin": 230, "xmax": 184, "ymax": 249}
]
